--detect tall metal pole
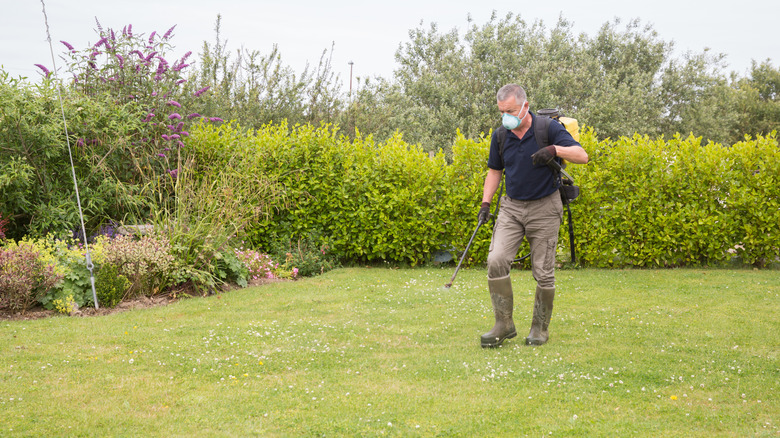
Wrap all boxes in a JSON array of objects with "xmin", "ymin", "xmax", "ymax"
[{"xmin": 348, "ymin": 61, "xmax": 354, "ymax": 99}]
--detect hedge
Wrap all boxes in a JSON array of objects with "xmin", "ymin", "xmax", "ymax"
[{"xmin": 189, "ymin": 123, "xmax": 779, "ymax": 268}]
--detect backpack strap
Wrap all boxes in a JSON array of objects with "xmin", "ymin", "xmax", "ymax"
[
  {"xmin": 534, "ymin": 115, "xmax": 552, "ymax": 149},
  {"xmin": 496, "ymin": 126, "xmax": 508, "ymax": 169}
]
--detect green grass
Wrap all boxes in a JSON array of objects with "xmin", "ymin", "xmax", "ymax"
[{"xmin": 1, "ymin": 268, "xmax": 778, "ymax": 437}]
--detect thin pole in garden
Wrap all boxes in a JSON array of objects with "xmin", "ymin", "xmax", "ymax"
[{"xmin": 39, "ymin": 0, "xmax": 100, "ymax": 309}]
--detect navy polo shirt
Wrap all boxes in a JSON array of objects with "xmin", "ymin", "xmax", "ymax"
[{"xmin": 487, "ymin": 112, "xmax": 582, "ymax": 201}]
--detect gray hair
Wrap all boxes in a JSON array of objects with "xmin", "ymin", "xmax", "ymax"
[{"xmin": 496, "ymin": 84, "xmax": 527, "ymax": 103}]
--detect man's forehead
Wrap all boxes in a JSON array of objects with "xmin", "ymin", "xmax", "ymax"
[{"xmin": 497, "ymin": 97, "xmax": 524, "ymax": 108}]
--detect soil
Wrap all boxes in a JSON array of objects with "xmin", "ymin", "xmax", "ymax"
[{"xmin": 0, "ymin": 277, "xmax": 284, "ymax": 322}]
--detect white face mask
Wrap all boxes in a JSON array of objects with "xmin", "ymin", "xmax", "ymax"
[{"xmin": 501, "ymin": 104, "xmax": 527, "ymax": 130}]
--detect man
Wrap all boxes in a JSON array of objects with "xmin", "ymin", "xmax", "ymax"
[{"xmin": 478, "ymin": 84, "xmax": 588, "ymax": 348}]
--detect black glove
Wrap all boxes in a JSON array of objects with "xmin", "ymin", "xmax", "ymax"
[
  {"xmin": 531, "ymin": 145, "xmax": 557, "ymax": 166},
  {"xmin": 477, "ymin": 202, "xmax": 491, "ymax": 224}
]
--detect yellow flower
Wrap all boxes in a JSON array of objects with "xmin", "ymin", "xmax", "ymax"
[{"xmin": 670, "ymin": 395, "xmax": 678, "ymax": 400}]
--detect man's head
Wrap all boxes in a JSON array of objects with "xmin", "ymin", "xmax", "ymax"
[{"xmin": 497, "ymin": 84, "xmax": 529, "ymax": 131}]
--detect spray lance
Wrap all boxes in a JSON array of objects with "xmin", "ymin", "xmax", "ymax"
[{"xmin": 444, "ymin": 179, "xmax": 504, "ymax": 288}]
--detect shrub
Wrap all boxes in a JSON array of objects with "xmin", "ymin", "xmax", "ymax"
[
  {"xmin": 0, "ymin": 241, "xmax": 62, "ymax": 312},
  {"xmin": 95, "ymin": 262, "xmax": 131, "ymax": 308},
  {"xmin": 102, "ymin": 233, "xmax": 175, "ymax": 297},
  {"xmin": 268, "ymin": 233, "xmax": 338, "ymax": 278}
]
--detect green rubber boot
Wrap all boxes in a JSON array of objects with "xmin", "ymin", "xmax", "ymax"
[
  {"xmin": 480, "ymin": 276, "xmax": 517, "ymax": 348},
  {"xmin": 525, "ymin": 286, "xmax": 555, "ymax": 346}
]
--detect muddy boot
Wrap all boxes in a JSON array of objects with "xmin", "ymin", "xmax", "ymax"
[
  {"xmin": 480, "ymin": 276, "xmax": 517, "ymax": 348},
  {"xmin": 525, "ymin": 286, "xmax": 555, "ymax": 346}
]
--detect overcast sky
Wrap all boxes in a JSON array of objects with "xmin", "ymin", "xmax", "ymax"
[{"xmin": 3, "ymin": 0, "xmax": 777, "ymax": 85}]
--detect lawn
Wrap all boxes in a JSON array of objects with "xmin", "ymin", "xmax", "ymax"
[{"xmin": 1, "ymin": 267, "xmax": 778, "ymax": 437}]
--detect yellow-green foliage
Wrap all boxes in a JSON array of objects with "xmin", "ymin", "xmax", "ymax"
[
  {"xmin": 576, "ymin": 130, "xmax": 780, "ymax": 267},
  {"xmin": 189, "ymin": 122, "xmax": 779, "ymax": 268}
]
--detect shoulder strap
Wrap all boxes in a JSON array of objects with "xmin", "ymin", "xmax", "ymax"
[
  {"xmin": 534, "ymin": 115, "xmax": 552, "ymax": 149},
  {"xmin": 496, "ymin": 126, "xmax": 507, "ymax": 169}
]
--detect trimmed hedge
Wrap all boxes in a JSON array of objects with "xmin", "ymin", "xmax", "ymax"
[
  {"xmin": 575, "ymin": 130, "xmax": 780, "ymax": 267},
  {"xmin": 189, "ymin": 122, "xmax": 779, "ymax": 268}
]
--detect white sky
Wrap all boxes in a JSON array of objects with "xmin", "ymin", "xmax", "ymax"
[{"xmin": 3, "ymin": 0, "xmax": 777, "ymax": 85}]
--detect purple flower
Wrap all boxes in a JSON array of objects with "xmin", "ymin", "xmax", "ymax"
[
  {"xmin": 163, "ymin": 25, "xmax": 176, "ymax": 40},
  {"xmin": 157, "ymin": 153, "xmax": 166, "ymax": 158},
  {"xmin": 142, "ymin": 113, "xmax": 154, "ymax": 122},
  {"xmin": 177, "ymin": 141, "xmax": 185, "ymax": 148},
  {"xmin": 176, "ymin": 122, "xmax": 184, "ymax": 131},
  {"xmin": 34, "ymin": 64, "xmax": 51, "ymax": 77},
  {"xmin": 187, "ymin": 113, "xmax": 201, "ymax": 119},
  {"xmin": 209, "ymin": 117, "xmax": 224, "ymax": 122},
  {"xmin": 181, "ymin": 131, "xmax": 189, "ymax": 137},
  {"xmin": 129, "ymin": 50, "xmax": 144, "ymax": 58},
  {"xmin": 156, "ymin": 57, "xmax": 168, "ymax": 74},
  {"xmin": 168, "ymin": 169, "xmax": 178, "ymax": 178},
  {"xmin": 115, "ymin": 54, "xmax": 124, "ymax": 68},
  {"xmin": 167, "ymin": 100, "xmax": 181, "ymax": 108},
  {"xmin": 161, "ymin": 134, "xmax": 170, "ymax": 141},
  {"xmin": 90, "ymin": 51, "xmax": 100, "ymax": 59},
  {"xmin": 144, "ymin": 51, "xmax": 157, "ymax": 62},
  {"xmin": 171, "ymin": 134, "xmax": 180, "ymax": 139},
  {"xmin": 148, "ymin": 31, "xmax": 157, "ymax": 44},
  {"xmin": 194, "ymin": 86, "xmax": 210, "ymax": 97},
  {"xmin": 77, "ymin": 138, "xmax": 85, "ymax": 147},
  {"xmin": 61, "ymin": 40, "xmax": 74, "ymax": 51},
  {"xmin": 177, "ymin": 79, "xmax": 187, "ymax": 84},
  {"xmin": 94, "ymin": 37, "xmax": 108, "ymax": 48},
  {"xmin": 173, "ymin": 63, "xmax": 190, "ymax": 72},
  {"xmin": 169, "ymin": 113, "xmax": 182, "ymax": 120}
]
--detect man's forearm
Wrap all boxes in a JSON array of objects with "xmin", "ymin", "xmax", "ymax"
[
  {"xmin": 554, "ymin": 145, "xmax": 589, "ymax": 164},
  {"xmin": 482, "ymin": 169, "xmax": 503, "ymax": 204}
]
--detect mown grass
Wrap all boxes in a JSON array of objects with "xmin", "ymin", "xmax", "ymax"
[{"xmin": 1, "ymin": 267, "xmax": 778, "ymax": 437}]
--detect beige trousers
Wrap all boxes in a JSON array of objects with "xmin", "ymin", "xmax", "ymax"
[{"xmin": 486, "ymin": 191, "xmax": 563, "ymax": 288}]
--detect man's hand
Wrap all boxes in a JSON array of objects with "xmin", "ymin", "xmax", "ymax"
[
  {"xmin": 477, "ymin": 202, "xmax": 491, "ymax": 224},
  {"xmin": 531, "ymin": 145, "xmax": 557, "ymax": 166}
]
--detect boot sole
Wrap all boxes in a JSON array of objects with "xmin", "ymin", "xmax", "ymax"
[
  {"xmin": 524, "ymin": 337, "xmax": 547, "ymax": 346},
  {"xmin": 480, "ymin": 331, "xmax": 517, "ymax": 348}
]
